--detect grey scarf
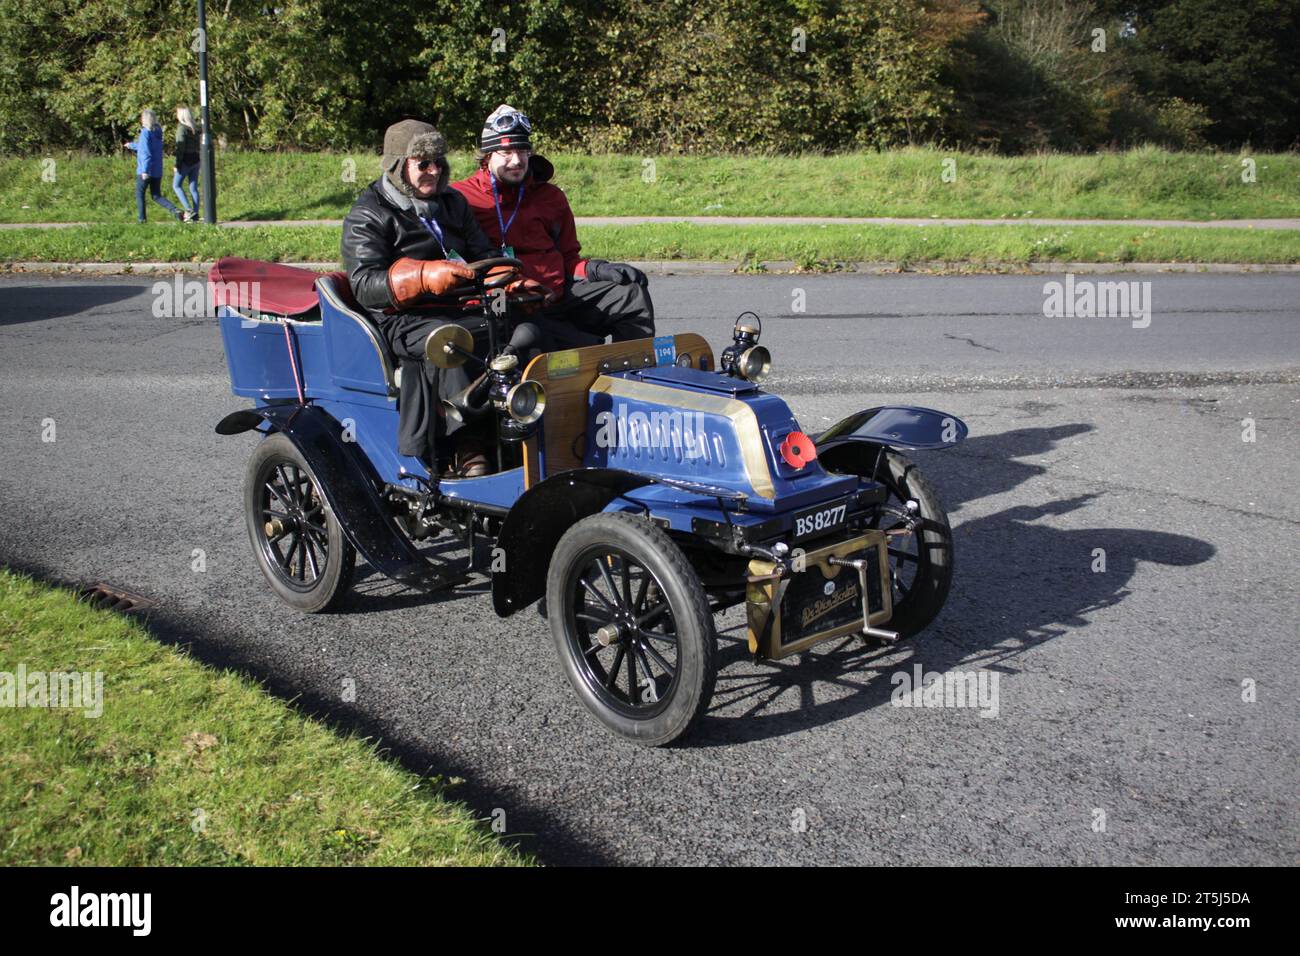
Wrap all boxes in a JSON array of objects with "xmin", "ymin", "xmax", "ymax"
[{"xmin": 380, "ymin": 173, "xmax": 441, "ymax": 222}]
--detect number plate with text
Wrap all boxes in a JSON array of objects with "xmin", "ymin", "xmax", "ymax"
[{"xmin": 792, "ymin": 497, "xmax": 850, "ymax": 542}]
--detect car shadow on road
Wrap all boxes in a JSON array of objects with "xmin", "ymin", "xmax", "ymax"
[
  {"xmin": 0, "ymin": 284, "xmax": 144, "ymax": 325},
  {"xmin": 937, "ymin": 421, "xmax": 1095, "ymax": 513},
  {"xmin": 688, "ymin": 424, "xmax": 1217, "ymax": 748},
  {"xmin": 342, "ymin": 537, "xmax": 491, "ymax": 613}
]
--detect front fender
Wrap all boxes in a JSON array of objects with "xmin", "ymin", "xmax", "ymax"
[
  {"xmin": 815, "ymin": 405, "xmax": 968, "ymax": 453},
  {"xmin": 492, "ymin": 468, "xmax": 653, "ymax": 618},
  {"xmin": 215, "ymin": 404, "xmax": 453, "ymax": 592}
]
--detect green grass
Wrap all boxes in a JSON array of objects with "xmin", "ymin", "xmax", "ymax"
[
  {"xmin": 582, "ymin": 223, "xmax": 1300, "ymax": 267},
  {"xmin": 2, "ymin": 146, "xmax": 1297, "ymax": 223},
  {"xmin": 0, "ymin": 568, "xmax": 530, "ymax": 866},
  {"xmin": 0, "ymin": 221, "xmax": 1295, "ymax": 267}
]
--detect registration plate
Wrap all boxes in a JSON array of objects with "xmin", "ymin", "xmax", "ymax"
[
  {"xmin": 780, "ymin": 542, "xmax": 885, "ymax": 644},
  {"xmin": 792, "ymin": 497, "xmax": 850, "ymax": 542},
  {"xmin": 745, "ymin": 532, "xmax": 892, "ymax": 660}
]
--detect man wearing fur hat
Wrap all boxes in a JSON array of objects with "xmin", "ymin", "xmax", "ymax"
[
  {"xmin": 342, "ymin": 118, "xmax": 552, "ymax": 477},
  {"xmin": 452, "ymin": 105, "xmax": 654, "ymax": 349}
]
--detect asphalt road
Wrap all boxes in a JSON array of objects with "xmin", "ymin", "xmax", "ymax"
[{"xmin": 1, "ymin": 273, "xmax": 1297, "ymax": 865}]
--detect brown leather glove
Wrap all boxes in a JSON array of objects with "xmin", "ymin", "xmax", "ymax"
[
  {"xmin": 504, "ymin": 277, "xmax": 556, "ymax": 314},
  {"xmin": 387, "ymin": 257, "xmax": 476, "ymax": 309}
]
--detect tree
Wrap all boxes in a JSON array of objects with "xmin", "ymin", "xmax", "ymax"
[{"xmin": 1107, "ymin": 0, "xmax": 1300, "ymax": 148}]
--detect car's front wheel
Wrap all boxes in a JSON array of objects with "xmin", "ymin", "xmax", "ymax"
[
  {"xmin": 546, "ymin": 512, "xmax": 716, "ymax": 746},
  {"xmin": 868, "ymin": 450, "xmax": 953, "ymax": 637}
]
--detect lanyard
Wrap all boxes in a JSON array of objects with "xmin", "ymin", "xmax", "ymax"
[
  {"xmin": 417, "ymin": 215, "xmax": 447, "ymax": 257},
  {"xmin": 489, "ymin": 174, "xmax": 524, "ymax": 253}
]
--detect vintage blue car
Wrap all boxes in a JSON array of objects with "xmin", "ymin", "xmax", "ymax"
[{"xmin": 212, "ymin": 256, "xmax": 968, "ymax": 745}]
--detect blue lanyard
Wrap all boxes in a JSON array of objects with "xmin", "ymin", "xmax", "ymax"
[
  {"xmin": 417, "ymin": 215, "xmax": 447, "ymax": 257},
  {"xmin": 489, "ymin": 174, "xmax": 524, "ymax": 253}
]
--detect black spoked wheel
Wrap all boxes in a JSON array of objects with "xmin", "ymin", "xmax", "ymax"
[
  {"xmin": 866, "ymin": 449, "xmax": 953, "ymax": 637},
  {"xmin": 244, "ymin": 433, "xmax": 355, "ymax": 613},
  {"xmin": 571, "ymin": 551, "xmax": 677, "ymax": 717},
  {"xmin": 547, "ymin": 513, "xmax": 715, "ymax": 746}
]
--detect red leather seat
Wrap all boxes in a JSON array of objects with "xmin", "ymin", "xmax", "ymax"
[{"xmin": 208, "ymin": 257, "xmax": 323, "ymax": 316}]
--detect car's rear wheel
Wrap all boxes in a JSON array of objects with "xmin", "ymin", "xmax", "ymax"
[
  {"xmin": 547, "ymin": 512, "xmax": 716, "ymax": 746},
  {"xmin": 244, "ymin": 433, "xmax": 355, "ymax": 612}
]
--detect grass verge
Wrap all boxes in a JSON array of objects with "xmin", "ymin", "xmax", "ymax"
[
  {"xmin": 0, "ymin": 568, "xmax": 529, "ymax": 866},
  {"xmin": 0, "ymin": 222, "xmax": 1295, "ymax": 267},
  {"xmin": 2, "ymin": 146, "xmax": 1297, "ymax": 223}
]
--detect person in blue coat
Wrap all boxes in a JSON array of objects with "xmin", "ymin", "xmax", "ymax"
[{"xmin": 124, "ymin": 109, "xmax": 183, "ymax": 223}]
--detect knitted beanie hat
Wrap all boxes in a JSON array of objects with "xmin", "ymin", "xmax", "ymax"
[{"xmin": 479, "ymin": 104, "xmax": 533, "ymax": 154}]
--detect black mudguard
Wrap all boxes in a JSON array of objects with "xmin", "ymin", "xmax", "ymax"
[
  {"xmin": 816, "ymin": 405, "xmax": 968, "ymax": 478},
  {"xmin": 815, "ymin": 405, "xmax": 968, "ymax": 460},
  {"xmin": 216, "ymin": 405, "xmax": 454, "ymax": 592},
  {"xmin": 491, "ymin": 468, "xmax": 654, "ymax": 617}
]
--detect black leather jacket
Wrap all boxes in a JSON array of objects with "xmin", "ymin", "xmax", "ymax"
[{"xmin": 341, "ymin": 179, "xmax": 497, "ymax": 319}]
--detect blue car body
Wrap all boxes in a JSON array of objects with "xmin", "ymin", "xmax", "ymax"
[{"xmin": 215, "ymin": 263, "xmax": 967, "ymax": 633}]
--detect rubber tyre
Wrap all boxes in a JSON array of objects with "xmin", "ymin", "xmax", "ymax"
[
  {"xmin": 547, "ymin": 512, "xmax": 716, "ymax": 747},
  {"xmin": 874, "ymin": 451, "xmax": 953, "ymax": 637},
  {"xmin": 243, "ymin": 433, "xmax": 355, "ymax": 613}
]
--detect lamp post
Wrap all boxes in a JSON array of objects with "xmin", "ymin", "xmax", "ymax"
[{"xmin": 197, "ymin": 0, "xmax": 217, "ymax": 223}]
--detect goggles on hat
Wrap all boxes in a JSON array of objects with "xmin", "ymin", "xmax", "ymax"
[{"xmin": 489, "ymin": 111, "xmax": 532, "ymax": 134}]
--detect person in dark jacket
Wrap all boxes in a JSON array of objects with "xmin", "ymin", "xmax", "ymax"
[
  {"xmin": 341, "ymin": 119, "xmax": 552, "ymax": 476},
  {"xmin": 172, "ymin": 106, "xmax": 201, "ymax": 221},
  {"xmin": 451, "ymin": 105, "xmax": 654, "ymax": 350},
  {"xmin": 123, "ymin": 109, "xmax": 183, "ymax": 223}
]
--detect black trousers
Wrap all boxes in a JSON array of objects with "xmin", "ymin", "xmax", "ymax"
[
  {"xmin": 380, "ymin": 311, "xmax": 490, "ymax": 465},
  {"xmin": 379, "ymin": 280, "xmax": 654, "ymax": 465},
  {"xmin": 537, "ymin": 278, "xmax": 655, "ymax": 349}
]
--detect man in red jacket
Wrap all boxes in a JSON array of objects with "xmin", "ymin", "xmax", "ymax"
[{"xmin": 451, "ymin": 105, "xmax": 654, "ymax": 349}]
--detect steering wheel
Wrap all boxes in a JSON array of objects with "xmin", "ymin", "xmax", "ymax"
[
  {"xmin": 416, "ymin": 256, "xmax": 544, "ymax": 315},
  {"xmin": 467, "ymin": 256, "xmax": 525, "ymax": 274},
  {"xmin": 461, "ymin": 257, "xmax": 524, "ymax": 292},
  {"xmin": 458, "ymin": 258, "xmax": 545, "ymax": 306}
]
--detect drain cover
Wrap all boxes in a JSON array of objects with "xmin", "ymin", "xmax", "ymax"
[{"xmin": 77, "ymin": 582, "xmax": 158, "ymax": 615}]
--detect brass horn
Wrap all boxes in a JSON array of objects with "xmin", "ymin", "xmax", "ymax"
[{"xmin": 441, "ymin": 371, "xmax": 493, "ymax": 423}]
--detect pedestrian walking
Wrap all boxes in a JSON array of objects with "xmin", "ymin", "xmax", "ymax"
[
  {"xmin": 172, "ymin": 106, "xmax": 201, "ymax": 221},
  {"xmin": 124, "ymin": 109, "xmax": 183, "ymax": 223}
]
